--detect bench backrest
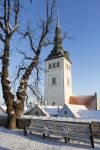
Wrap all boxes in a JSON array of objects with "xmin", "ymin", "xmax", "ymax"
[
  {"xmin": 30, "ymin": 119, "xmax": 70, "ymax": 132},
  {"xmin": 29, "ymin": 119, "xmax": 92, "ymax": 138}
]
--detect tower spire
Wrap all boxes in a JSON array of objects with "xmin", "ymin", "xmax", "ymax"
[
  {"xmin": 56, "ymin": 10, "xmax": 60, "ymax": 28},
  {"xmin": 53, "ymin": 15, "xmax": 63, "ymax": 54},
  {"xmin": 45, "ymin": 15, "xmax": 71, "ymax": 63}
]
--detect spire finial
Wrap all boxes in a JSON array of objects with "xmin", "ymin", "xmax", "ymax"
[{"xmin": 57, "ymin": 10, "xmax": 60, "ymax": 28}]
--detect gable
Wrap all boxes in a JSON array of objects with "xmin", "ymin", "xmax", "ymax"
[
  {"xmin": 28, "ymin": 105, "xmax": 48, "ymax": 116},
  {"xmin": 58, "ymin": 104, "xmax": 76, "ymax": 118}
]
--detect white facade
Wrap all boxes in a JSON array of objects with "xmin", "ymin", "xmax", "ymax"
[
  {"xmin": 58, "ymin": 104, "xmax": 87, "ymax": 118},
  {"xmin": 44, "ymin": 57, "xmax": 72, "ymax": 106}
]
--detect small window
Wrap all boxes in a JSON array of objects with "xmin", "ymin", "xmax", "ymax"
[
  {"xmin": 53, "ymin": 63, "xmax": 55, "ymax": 68},
  {"xmin": 52, "ymin": 77, "xmax": 56, "ymax": 85},
  {"xmin": 49, "ymin": 64, "xmax": 51, "ymax": 69},
  {"xmin": 52, "ymin": 102, "xmax": 55, "ymax": 105},
  {"xmin": 57, "ymin": 62, "xmax": 60, "ymax": 68},
  {"xmin": 35, "ymin": 111, "xmax": 39, "ymax": 116},
  {"xmin": 64, "ymin": 111, "xmax": 67, "ymax": 114}
]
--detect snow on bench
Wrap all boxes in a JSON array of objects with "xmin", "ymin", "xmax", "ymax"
[
  {"xmin": 24, "ymin": 117, "xmax": 94, "ymax": 148},
  {"xmin": 24, "ymin": 119, "xmax": 70, "ymax": 141}
]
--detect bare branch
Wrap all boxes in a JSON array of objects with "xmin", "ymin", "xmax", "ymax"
[
  {"xmin": 9, "ymin": 23, "xmax": 18, "ymax": 34},
  {"xmin": 0, "ymin": 55, "xmax": 2, "ymax": 59},
  {"xmin": 36, "ymin": 0, "xmax": 56, "ymax": 56},
  {"xmin": 62, "ymin": 32, "xmax": 73, "ymax": 41},
  {"xmin": 0, "ymin": 16, "xmax": 4, "ymax": 20},
  {"xmin": 41, "ymin": 39, "xmax": 53, "ymax": 47},
  {"xmin": 4, "ymin": 0, "xmax": 7, "ymax": 27},
  {"xmin": 14, "ymin": 0, "xmax": 19, "ymax": 30},
  {"xmin": 20, "ymin": 25, "xmax": 37, "ymax": 54},
  {"xmin": 27, "ymin": 84, "xmax": 41, "ymax": 100},
  {"xmin": 17, "ymin": 51, "xmax": 34, "ymax": 62},
  {"xmin": 0, "ymin": 33, "xmax": 5, "ymax": 43},
  {"xmin": 0, "ymin": 20, "xmax": 6, "ymax": 32},
  {"xmin": 15, "ymin": 67, "xmax": 27, "ymax": 81},
  {"xmin": 34, "ymin": 66, "xmax": 39, "ymax": 86},
  {"xmin": 8, "ymin": 0, "xmax": 20, "ymax": 35},
  {"xmin": 7, "ymin": 0, "xmax": 10, "ymax": 22}
]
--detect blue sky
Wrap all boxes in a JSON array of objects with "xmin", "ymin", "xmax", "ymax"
[
  {"xmin": 58, "ymin": 0, "xmax": 100, "ymax": 97},
  {"xmin": 0, "ymin": 0, "xmax": 100, "ymax": 106},
  {"xmin": 28, "ymin": 0, "xmax": 100, "ymax": 97}
]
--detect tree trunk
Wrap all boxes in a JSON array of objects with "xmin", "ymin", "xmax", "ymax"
[
  {"xmin": 7, "ymin": 115, "xmax": 16, "ymax": 129},
  {"xmin": 15, "ymin": 57, "xmax": 38, "ymax": 116},
  {"xmin": 14, "ymin": 100, "xmax": 24, "ymax": 117},
  {"xmin": 1, "ymin": 35, "xmax": 15, "ymax": 129}
]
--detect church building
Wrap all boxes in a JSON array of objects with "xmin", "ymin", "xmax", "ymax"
[
  {"xmin": 44, "ymin": 17, "xmax": 97, "ymax": 109},
  {"xmin": 44, "ymin": 18, "xmax": 72, "ymax": 106}
]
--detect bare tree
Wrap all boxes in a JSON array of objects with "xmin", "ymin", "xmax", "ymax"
[{"xmin": 0, "ymin": 0, "xmax": 56, "ymax": 129}]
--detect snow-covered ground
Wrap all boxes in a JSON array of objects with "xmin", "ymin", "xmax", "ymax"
[{"xmin": 0, "ymin": 127, "xmax": 100, "ymax": 150}]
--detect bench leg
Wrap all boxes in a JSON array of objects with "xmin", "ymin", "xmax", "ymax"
[
  {"xmin": 90, "ymin": 136, "xmax": 94, "ymax": 148},
  {"xmin": 64, "ymin": 137, "xmax": 67, "ymax": 143},
  {"xmin": 43, "ymin": 134, "xmax": 45, "ymax": 140},
  {"xmin": 24, "ymin": 128, "xmax": 27, "ymax": 136},
  {"xmin": 67, "ymin": 137, "xmax": 70, "ymax": 142}
]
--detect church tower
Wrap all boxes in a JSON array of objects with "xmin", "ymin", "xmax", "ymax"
[{"xmin": 44, "ymin": 18, "xmax": 72, "ymax": 106}]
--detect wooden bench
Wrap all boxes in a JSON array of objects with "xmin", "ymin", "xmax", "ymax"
[
  {"xmin": 24, "ymin": 118, "xmax": 94, "ymax": 148},
  {"xmin": 91, "ymin": 121, "xmax": 100, "ymax": 138},
  {"xmin": 24, "ymin": 119, "xmax": 70, "ymax": 142}
]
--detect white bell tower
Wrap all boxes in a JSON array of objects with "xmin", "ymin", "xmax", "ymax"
[{"xmin": 44, "ymin": 18, "xmax": 72, "ymax": 106}]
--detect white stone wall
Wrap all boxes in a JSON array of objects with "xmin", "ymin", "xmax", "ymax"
[
  {"xmin": 44, "ymin": 57, "xmax": 72, "ymax": 106},
  {"xmin": 63, "ymin": 58, "xmax": 72, "ymax": 104}
]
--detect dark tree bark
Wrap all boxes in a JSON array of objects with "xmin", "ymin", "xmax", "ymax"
[
  {"xmin": 0, "ymin": 0, "xmax": 56, "ymax": 129},
  {"xmin": 0, "ymin": 0, "xmax": 19, "ymax": 129}
]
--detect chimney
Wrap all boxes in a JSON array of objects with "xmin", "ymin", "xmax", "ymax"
[{"xmin": 58, "ymin": 107, "xmax": 60, "ymax": 112}]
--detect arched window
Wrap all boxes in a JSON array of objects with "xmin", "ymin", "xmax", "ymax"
[
  {"xmin": 53, "ymin": 63, "xmax": 55, "ymax": 68},
  {"xmin": 52, "ymin": 77, "xmax": 56, "ymax": 85},
  {"xmin": 49, "ymin": 64, "xmax": 51, "ymax": 69}
]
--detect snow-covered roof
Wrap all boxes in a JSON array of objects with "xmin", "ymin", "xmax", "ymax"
[
  {"xmin": 45, "ymin": 106, "xmax": 62, "ymax": 116},
  {"xmin": 63, "ymin": 104, "xmax": 87, "ymax": 118},
  {"xmin": 37, "ymin": 105, "xmax": 49, "ymax": 116},
  {"xmin": 79, "ymin": 110, "xmax": 100, "ymax": 119},
  {"xmin": 28, "ymin": 105, "xmax": 63, "ymax": 116}
]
